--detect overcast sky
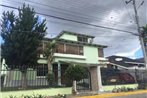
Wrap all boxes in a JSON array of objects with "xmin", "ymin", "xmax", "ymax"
[{"xmin": 0, "ymin": 0, "xmax": 147, "ymax": 58}]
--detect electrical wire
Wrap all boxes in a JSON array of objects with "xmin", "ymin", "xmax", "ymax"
[
  {"xmin": 122, "ymin": 0, "xmax": 135, "ymax": 22},
  {"xmin": 4, "ymin": 0, "xmax": 137, "ymax": 28},
  {"xmin": 0, "ymin": 4, "xmax": 139, "ymax": 36}
]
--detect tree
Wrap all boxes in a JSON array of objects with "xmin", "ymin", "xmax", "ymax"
[
  {"xmin": 44, "ymin": 40, "xmax": 56, "ymax": 86},
  {"xmin": 44, "ymin": 40, "xmax": 56, "ymax": 73},
  {"xmin": 1, "ymin": 4, "xmax": 47, "ymax": 89},
  {"xmin": 64, "ymin": 65, "xmax": 87, "ymax": 94},
  {"xmin": 142, "ymin": 25, "xmax": 147, "ymax": 54},
  {"xmin": 142, "ymin": 25, "xmax": 147, "ymax": 38},
  {"xmin": 141, "ymin": 24, "xmax": 147, "ymax": 89}
]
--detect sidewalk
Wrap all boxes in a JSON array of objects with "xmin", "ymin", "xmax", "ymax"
[{"xmin": 79, "ymin": 90, "xmax": 147, "ymax": 98}]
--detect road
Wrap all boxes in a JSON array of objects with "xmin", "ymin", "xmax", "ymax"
[{"xmin": 112, "ymin": 93, "xmax": 147, "ymax": 98}]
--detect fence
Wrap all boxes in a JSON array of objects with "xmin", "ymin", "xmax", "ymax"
[
  {"xmin": 0, "ymin": 67, "xmax": 67, "ymax": 91},
  {"xmin": 0, "ymin": 65, "xmax": 91, "ymax": 91},
  {"xmin": 1, "ymin": 66, "xmax": 146, "ymax": 91},
  {"xmin": 101, "ymin": 68, "xmax": 147, "ymax": 88}
]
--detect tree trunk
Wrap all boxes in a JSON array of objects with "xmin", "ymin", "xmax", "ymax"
[
  {"xmin": 72, "ymin": 80, "xmax": 78, "ymax": 95},
  {"xmin": 48, "ymin": 61, "xmax": 51, "ymax": 74},
  {"xmin": 21, "ymin": 71, "xmax": 27, "ymax": 89}
]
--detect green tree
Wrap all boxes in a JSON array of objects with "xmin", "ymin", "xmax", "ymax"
[
  {"xmin": 140, "ymin": 24, "xmax": 147, "ymax": 89},
  {"xmin": 1, "ymin": 4, "xmax": 47, "ymax": 89},
  {"xmin": 142, "ymin": 25, "xmax": 147, "ymax": 38},
  {"xmin": 44, "ymin": 41, "xmax": 56, "ymax": 86},
  {"xmin": 44, "ymin": 40, "xmax": 56, "ymax": 73},
  {"xmin": 64, "ymin": 65, "xmax": 87, "ymax": 94}
]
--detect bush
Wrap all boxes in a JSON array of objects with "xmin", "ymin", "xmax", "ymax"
[
  {"xmin": 46, "ymin": 73, "xmax": 55, "ymax": 87},
  {"xmin": 64, "ymin": 78, "xmax": 72, "ymax": 87},
  {"xmin": 64, "ymin": 65, "xmax": 87, "ymax": 81}
]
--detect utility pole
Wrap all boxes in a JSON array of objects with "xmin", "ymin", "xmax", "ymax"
[{"xmin": 126, "ymin": 0, "xmax": 147, "ymax": 68}]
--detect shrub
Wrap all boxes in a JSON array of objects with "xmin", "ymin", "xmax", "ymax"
[{"xmin": 64, "ymin": 65, "xmax": 87, "ymax": 81}]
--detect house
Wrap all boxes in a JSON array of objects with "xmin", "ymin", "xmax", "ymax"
[
  {"xmin": 107, "ymin": 55, "xmax": 145, "ymax": 70},
  {"xmin": 37, "ymin": 31, "xmax": 107, "ymax": 91},
  {"xmin": 1, "ymin": 31, "xmax": 108, "ymax": 92}
]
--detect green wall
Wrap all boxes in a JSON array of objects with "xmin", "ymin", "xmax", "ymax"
[
  {"xmin": 103, "ymin": 84, "xmax": 138, "ymax": 91},
  {"xmin": 59, "ymin": 33, "xmax": 77, "ymax": 41},
  {"xmin": 0, "ymin": 87, "xmax": 72, "ymax": 98},
  {"xmin": 54, "ymin": 45, "xmax": 99, "ymax": 65},
  {"xmin": 83, "ymin": 46, "xmax": 99, "ymax": 64}
]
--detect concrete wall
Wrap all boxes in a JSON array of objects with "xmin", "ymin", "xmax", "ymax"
[
  {"xmin": 1, "ymin": 87, "xmax": 72, "ymax": 98},
  {"xmin": 103, "ymin": 84, "xmax": 138, "ymax": 91},
  {"xmin": 84, "ymin": 46, "xmax": 99, "ymax": 64}
]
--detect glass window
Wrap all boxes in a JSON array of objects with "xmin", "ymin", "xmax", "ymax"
[
  {"xmin": 77, "ymin": 36, "xmax": 88, "ymax": 43},
  {"xmin": 37, "ymin": 64, "xmax": 48, "ymax": 76},
  {"xmin": 98, "ymin": 48, "xmax": 104, "ymax": 57}
]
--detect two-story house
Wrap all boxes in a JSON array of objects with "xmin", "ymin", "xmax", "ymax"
[
  {"xmin": 1, "ymin": 31, "xmax": 107, "ymax": 92},
  {"xmin": 37, "ymin": 31, "xmax": 107, "ymax": 91}
]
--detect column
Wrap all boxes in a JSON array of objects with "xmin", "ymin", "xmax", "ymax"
[
  {"xmin": 97, "ymin": 65, "xmax": 103, "ymax": 92},
  {"xmin": 90, "ymin": 66, "xmax": 98, "ymax": 91},
  {"xmin": 57, "ymin": 62, "xmax": 61, "ymax": 85},
  {"xmin": 90, "ymin": 66, "xmax": 103, "ymax": 92}
]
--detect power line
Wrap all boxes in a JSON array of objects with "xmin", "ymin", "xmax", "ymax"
[
  {"xmin": 4, "ymin": 0, "xmax": 137, "ymax": 29},
  {"xmin": 122, "ymin": 0, "xmax": 135, "ymax": 22},
  {"xmin": 0, "ymin": 4, "xmax": 139, "ymax": 36},
  {"xmin": 45, "ymin": 18, "xmax": 137, "ymax": 38},
  {"xmin": 1, "ymin": 29, "xmax": 136, "ymax": 38}
]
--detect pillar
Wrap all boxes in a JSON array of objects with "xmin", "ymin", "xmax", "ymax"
[
  {"xmin": 90, "ymin": 66, "xmax": 98, "ymax": 91},
  {"xmin": 90, "ymin": 66, "xmax": 103, "ymax": 92},
  {"xmin": 57, "ymin": 62, "xmax": 61, "ymax": 85},
  {"xmin": 97, "ymin": 66, "xmax": 103, "ymax": 92}
]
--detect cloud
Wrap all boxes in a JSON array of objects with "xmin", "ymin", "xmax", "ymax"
[
  {"xmin": 1, "ymin": 0, "xmax": 146, "ymax": 58},
  {"xmin": 115, "ymin": 46, "xmax": 141, "ymax": 59}
]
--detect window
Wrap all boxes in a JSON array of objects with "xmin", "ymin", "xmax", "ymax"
[
  {"xmin": 37, "ymin": 64, "xmax": 48, "ymax": 76},
  {"xmin": 55, "ymin": 43, "xmax": 83, "ymax": 55},
  {"xmin": 77, "ymin": 36, "xmax": 88, "ymax": 43},
  {"xmin": 98, "ymin": 48, "xmax": 104, "ymax": 57},
  {"xmin": 55, "ymin": 43, "xmax": 64, "ymax": 53},
  {"xmin": 79, "ymin": 46, "xmax": 83, "ymax": 55},
  {"xmin": 77, "ymin": 36, "xmax": 83, "ymax": 42},
  {"xmin": 66, "ymin": 44, "xmax": 79, "ymax": 55}
]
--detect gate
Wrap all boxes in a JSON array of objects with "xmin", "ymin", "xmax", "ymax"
[{"xmin": 76, "ymin": 68, "xmax": 91, "ymax": 92}]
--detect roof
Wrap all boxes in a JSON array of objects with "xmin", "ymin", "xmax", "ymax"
[
  {"xmin": 43, "ymin": 33, "xmax": 107, "ymax": 48},
  {"xmin": 107, "ymin": 55, "xmax": 145, "ymax": 67},
  {"xmin": 135, "ymin": 58, "xmax": 144, "ymax": 63},
  {"xmin": 56, "ymin": 31, "xmax": 95, "ymax": 38},
  {"xmin": 56, "ymin": 39, "xmax": 107, "ymax": 48}
]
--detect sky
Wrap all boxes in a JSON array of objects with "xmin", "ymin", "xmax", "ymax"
[{"xmin": 0, "ymin": 0, "xmax": 147, "ymax": 59}]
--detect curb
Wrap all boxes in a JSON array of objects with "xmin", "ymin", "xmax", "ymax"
[{"xmin": 79, "ymin": 90, "xmax": 147, "ymax": 98}]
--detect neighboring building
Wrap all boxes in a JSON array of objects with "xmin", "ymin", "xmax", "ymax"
[
  {"xmin": 101, "ymin": 55, "xmax": 146, "ymax": 85},
  {"xmin": 2, "ymin": 31, "xmax": 108, "ymax": 92},
  {"xmin": 107, "ymin": 55, "xmax": 145, "ymax": 69}
]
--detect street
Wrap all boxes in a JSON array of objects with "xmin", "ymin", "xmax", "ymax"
[{"xmin": 112, "ymin": 93, "xmax": 147, "ymax": 98}]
